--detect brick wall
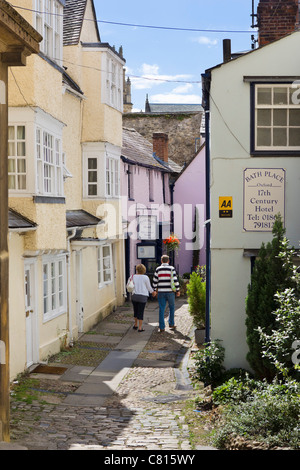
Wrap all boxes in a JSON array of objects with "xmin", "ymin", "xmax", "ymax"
[{"xmin": 258, "ymin": 0, "xmax": 299, "ymax": 46}]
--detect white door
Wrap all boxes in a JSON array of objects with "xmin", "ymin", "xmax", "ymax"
[
  {"xmin": 76, "ymin": 251, "xmax": 84, "ymax": 333},
  {"xmin": 24, "ymin": 260, "xmax": 38, "ymax": 367}
]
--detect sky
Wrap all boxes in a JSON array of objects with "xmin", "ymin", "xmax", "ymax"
[{"xmin": 93, "ymin": 0, "xmax": 259, "ymax": 112}]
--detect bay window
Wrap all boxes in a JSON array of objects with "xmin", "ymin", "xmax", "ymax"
[
  {"xmin": 37, "ymin": 127, "xmax": 63, "ymax": 197},
  {"xmin": 35, "ymin": 0, "xmax": 63, "ymax": 63}
]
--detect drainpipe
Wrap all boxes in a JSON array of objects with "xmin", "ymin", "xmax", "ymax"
[
  {"xmin": 67, "ymin": 229, "xmax": 76, "ymax": 346},
  {"xmin": 202, "ymin": 71, "xmax": 211, "ymax": 344}
]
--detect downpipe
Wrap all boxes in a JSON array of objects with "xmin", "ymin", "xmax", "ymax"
[{"xmin": 67, "ymin": 229, "xmax": 76, "ymax": 346}]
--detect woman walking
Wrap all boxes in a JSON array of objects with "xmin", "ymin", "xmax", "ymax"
[{"xmin": 130, "ymin": 264, "xmax": 155, "ymax": 332}]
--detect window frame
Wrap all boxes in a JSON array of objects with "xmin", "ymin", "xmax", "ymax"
[
  {"xmin": 42, "ymin": 254, "xmax": 67, "ymax": 322},
  {"xmin": 8, "ymin": 124, "xmax": 27, "ymax": 192},
  {"xmin": 36, "ymin": 126, "xmax": 64, "ymax": 197},
  {"xmin": 97, "ymin": 244, "xmax": 113, "ymax": 288},
  {"xmin": 251, "ymin": 81, "xmax": 300, "ymax": 155},
  {"xmin": 35, "ymin": 0, "xmax": 63, "ymax": 63}
]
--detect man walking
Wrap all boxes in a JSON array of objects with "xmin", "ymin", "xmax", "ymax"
[{"xmin": 152, "ymin": 255, "xmax": 180, "ymax": 332}]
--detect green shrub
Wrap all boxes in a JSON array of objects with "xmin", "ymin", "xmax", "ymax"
[
  {"xmin": 187, "ymin": 271, "xmax": 206, "ymax": 329},
  {"xmin": 213, "ymin": 379, "xmax": 300, "ymax": 449},
  {"xmin": 192, "ymin": 340, "xmax": 225, "ymax": 388}
]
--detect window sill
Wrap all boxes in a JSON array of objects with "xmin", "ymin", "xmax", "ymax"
[{"xmin": 43, "ymin": 309, "xmax": 67, "ymax": 324}]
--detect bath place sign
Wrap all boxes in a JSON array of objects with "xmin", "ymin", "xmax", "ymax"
[{"xmin": 243, "ymin": 168, "xmax": 285, "ymax": 232}]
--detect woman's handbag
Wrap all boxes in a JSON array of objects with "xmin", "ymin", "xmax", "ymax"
[{"xmin": 126, "ymin": 275, "xmax": 134, "ymax": 293}]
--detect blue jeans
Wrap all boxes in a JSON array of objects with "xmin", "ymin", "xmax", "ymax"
[{"xmin": 157, "ymin": 292, "xmax": 175, "ymax": 330}]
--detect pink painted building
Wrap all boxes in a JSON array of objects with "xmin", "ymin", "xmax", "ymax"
[
  {"xmin": 173, "ymin": 142, "xmax": 206, "ymax": 275},
  {"xmin": 121, "ymin": 128, "xmax": 181, "ymax": 282}
]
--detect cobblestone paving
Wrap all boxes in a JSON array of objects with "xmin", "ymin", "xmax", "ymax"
[{"xmin": 10, "ymin": 300, "xmax": 197, "ymax": 451}]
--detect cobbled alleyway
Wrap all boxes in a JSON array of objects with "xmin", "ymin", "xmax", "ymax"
[{"xmin": 8, "ymin": 298, "xmax": 207, "ymax": 451}]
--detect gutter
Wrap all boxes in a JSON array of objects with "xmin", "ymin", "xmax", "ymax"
[
  {"xmin": 66, "ymin": 228, "xmax": 76, "ymax": 346},
  {"xmin": 201, "ymin": 71, "xmax": 211, "ymax": 344}
]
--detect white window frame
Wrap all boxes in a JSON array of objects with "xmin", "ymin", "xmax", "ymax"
[
  {"xmin": 103, "ymin": 52, "xmax": 124, "ymax": 112},
  {"xmin": 36, "ymin": 126, "xmax": 63, "ymax": 197},
  {"xmin": 106, "ymin": 157, "xmax": 120, "ymax": 198},
  {"xmin": 83, "ymin": 143, "xmax": 121, "ymax": 199},
  {"xmin": 254, "ymin": 83, "xmax": 300, "ymax": 153},
  {"xmin": 35, "ymin": 0, "xmax": 63, "ymax": 63},
  {"xmin": 97, "ymin": 245, "xmax": 113, "ymax": 287},
  {"xmin": 8, "ymin": 124, "xmax": 27, "ymax": 191},
  {"xmin": 43, "ymin": 254, "xmax": 67, "ymax": 322}
]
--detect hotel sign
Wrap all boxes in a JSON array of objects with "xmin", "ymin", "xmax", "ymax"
[{"xmin": 243, "ymin": 168, "xmax": 285, "ymax": 232}]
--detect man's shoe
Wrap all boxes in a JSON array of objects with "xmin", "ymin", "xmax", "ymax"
[
  {"xmin": 169, "ymin": 325, "xmax": 176, "ymax": 330},
  {"xmin": 159, "ymin": 329, "xmax": 165, "ymax": 332}
]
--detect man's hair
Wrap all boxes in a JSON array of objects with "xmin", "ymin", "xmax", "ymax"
[{"xmin": 161, "ymin": 255, "xmax": 169, "ymax": 263}]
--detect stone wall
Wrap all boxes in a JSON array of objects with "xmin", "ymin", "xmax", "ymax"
[{"xmin": 123, "ymin": 112, "xmax": 202, "ymax": 166}]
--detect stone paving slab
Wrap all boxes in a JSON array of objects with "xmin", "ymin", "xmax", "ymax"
[{"xmin": 79, "ymin": 334, "xmax": 121, "ymax": 344}]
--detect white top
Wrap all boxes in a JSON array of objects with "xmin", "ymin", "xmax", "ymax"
[{"xmin": 133, "ymin": 274, "xmax": 153, "ymax": 296}]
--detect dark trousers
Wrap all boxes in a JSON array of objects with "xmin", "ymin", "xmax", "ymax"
[{"xmin": 132, "ymin": 300, "xmax": 147, "ymax": 320}]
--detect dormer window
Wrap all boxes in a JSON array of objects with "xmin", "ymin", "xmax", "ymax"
[{"xmin": 35, "ymin": 0, "xmax": 63, "ymax": 63}]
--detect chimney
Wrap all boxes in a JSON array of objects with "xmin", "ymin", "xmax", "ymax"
[
  {"xmin": 257, "ymin": 0, "xmax": 299, "ymax": 47},
  {"xmin": 153, "ymin": 133, "xmax": 168, "ymax": 163},
  {"xmin": 223, "ymin": 39, "xmax": 231, "ymax": 63}
]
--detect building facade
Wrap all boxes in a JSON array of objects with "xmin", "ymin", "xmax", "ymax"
[{"xmin": 7, "ymin": 0, "xmax": 126, "ymax": 379}]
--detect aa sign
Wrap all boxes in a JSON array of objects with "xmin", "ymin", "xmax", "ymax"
[{"xmin": 219, "ymin": 197, "xmax": 233, "ymax": 218}]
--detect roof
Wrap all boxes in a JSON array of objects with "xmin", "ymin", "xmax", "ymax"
[
  {"xmin": 122, "ymin": 128, "xmax": 169, "ymax": 170},
  {"xmin": 63, "ymin": 0, "xmax": 100, "ymax": 46},
  {"xmin": 8, "ymin": 209, "xmax": 37, "ymax": 231},
  {"xmin": 66, "ymin": 210, "xmax": 102, "ymax": 229},
  {"xmin": 145, "ymin": 103, "xmax": 203, "ymax": 114}
]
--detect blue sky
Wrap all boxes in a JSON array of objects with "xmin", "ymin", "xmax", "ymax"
[{"xmin": 94, "ymin": 0, "xmax": 259, "ymax": 111}]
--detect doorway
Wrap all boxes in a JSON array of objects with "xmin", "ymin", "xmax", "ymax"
[{"xmin": 24, "ymin": 259, "xmax": 38, "ymax": 367}]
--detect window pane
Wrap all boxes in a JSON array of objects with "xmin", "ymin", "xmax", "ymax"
[
  {"xmin": 257, "ymin": 109, "xmax": 271, "ymax": 126},
  {"xmin": 88, "ymin": 185, "xmax": 97, "ymax": 196},
  {"xmin": 289, "ymin": 128, "xmax": 300, "ymax": 146},
  {"xmin": 17, "ymin": 159, "xmax": 26, "ymax": 173},
  {"xmin": 88, "ymin": 158, "xmax": 97, "ymax": 170},
  {"xmin": 104, "ymin": 271, "xmax": 111, "ymax": 282},
  {"xmin": 17, "ymin": 126, "xmax": 25, "ymax": 139},
  {"xmin": 273, "ymin": 128, "xmax": 287, "ymax": 147},
  {"xmin": 8, "ymin": 126, "xmax": 14, "ymax": 140},
  {"xmin": 8, "ymin": 175, "xmax": 15, "ymax": 189},
  {"xmin": 257, "ymin": 87, "xmax": 272, "ymax": 105},
  {"xmin": 88, "ymin": 171, "xmax": 97, "ymax": 183},
  {"xmin": 8, "ymin": 159, "xmax": 15, "ymax": 172},
  {"xmin": 8, "ymin": 142, "xmax": 15, "ymax": 156},
  {"xmin": 273, "ymin": 87, "xmax": 288, "ymax": 105},
  {"xmin": 257, "ymin": 128, "xmax": 271, "ymax": 146},
  {"xmin": 17, "ymin": 142, "xmax": 26, "ymax": 156},
  {"xmin": 18, "ymin": 175, "xmax": 26, "ymax": 190},
  {"xmin": 103, "ymin": 246, "xmax": 110, "ymax": 258},
  {"xmin": 289, "ymin": 109, "xmax": 300, "ymax": 126},
  {"xmin": 273, "ymin": 109, "xmax": 287, "ymax": 126}
]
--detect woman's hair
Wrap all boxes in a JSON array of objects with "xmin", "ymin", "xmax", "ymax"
[{"xmin": 136, "ymin": 264, "xmax": 146, "ymax": 274}]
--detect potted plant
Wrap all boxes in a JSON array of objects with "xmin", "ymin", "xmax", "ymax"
[{"xmin": 186, "ymin": 269, "xmax": 206, "ymax": 345}]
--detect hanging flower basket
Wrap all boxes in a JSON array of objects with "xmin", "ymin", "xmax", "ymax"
[{"xmin": 163, "ymin": 234, "xmax": 180, "ymax": 255}]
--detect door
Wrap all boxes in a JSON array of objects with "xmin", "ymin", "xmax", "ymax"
[
  {"xmin": 24, "ymin": 260, "xmax": 38, "ymax": 367},
  {"xmin": 75, "ymin": 251, "xmax": 84, "ymax": 333}
]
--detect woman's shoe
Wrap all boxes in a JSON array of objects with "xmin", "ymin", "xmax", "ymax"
[
  {"xmin": 133, "ymin": 326, "xmax": 138, "ymax": 330},
  {"xmin": 138, "ymin": 328, "xmax": 145, "ymax": 332}
]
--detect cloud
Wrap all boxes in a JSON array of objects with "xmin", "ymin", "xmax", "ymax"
[
  {"xmin": 192, "ymin": 36, "xmax": 218, "ymax": 47},
  {"xmin": 130, "ymin": 63, "xmax": 193, "ymax": 90}
]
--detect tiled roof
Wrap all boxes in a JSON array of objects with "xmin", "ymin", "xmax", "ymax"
[
  {"xmin": 146, "ymin": 103, "xmax": 203, "ymax": 114},
  {"xmin": 66, "ymin": 210, "xmax": 102, "ymax": 228},
  {"xmin": 8, "ymin": 209, "xmax": 37, "ymax": 231},
  {"xmin": 122, "ymin": 128, "xmax": 182, "ymax": 173},
  {"xmin": 122, "ymin": 128, "xmax": 168, "ymax": 170},
  {"xmin": 63, "ymin": 0, "xmax": 100, "ymax": 46}
]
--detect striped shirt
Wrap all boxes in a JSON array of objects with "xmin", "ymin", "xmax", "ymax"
[{"xmin": 152, "ymin": 263, "xmax": 180, "ymax": 293}]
